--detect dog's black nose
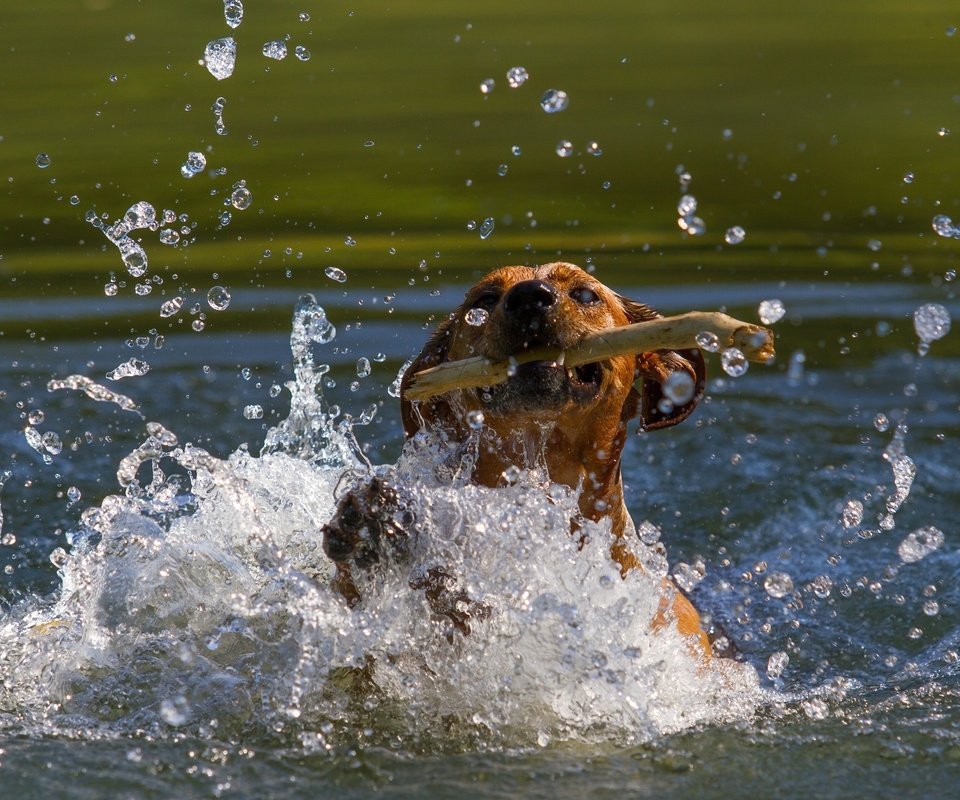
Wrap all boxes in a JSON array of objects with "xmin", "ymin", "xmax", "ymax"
[{"xmin": 503, "ymin": 280, "xmax": 557, "ymax": 317}]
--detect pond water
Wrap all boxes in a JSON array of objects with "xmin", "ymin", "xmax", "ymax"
[{"xmin": 1, "ymin": 1, "xmax": 959, "ymax": 797}]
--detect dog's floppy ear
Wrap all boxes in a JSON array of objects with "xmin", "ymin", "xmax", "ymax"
[
  {"xmin": 399, "ymin": 317, "xmax": 458, "ymax": 437},
  {"xmin": 617, "ymin": 294, "xmax": 706, "ymax": 432}
]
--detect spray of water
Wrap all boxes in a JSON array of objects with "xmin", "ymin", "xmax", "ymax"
[{"xmin": 0, "ymin": 296, "xmax": 763, "ymax": 750}]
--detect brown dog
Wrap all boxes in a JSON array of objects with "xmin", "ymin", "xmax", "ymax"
[{"xmin": 323, "ymin": 262, "xmax": 712, "ymax": 655}]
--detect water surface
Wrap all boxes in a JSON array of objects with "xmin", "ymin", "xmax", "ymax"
[{"xmin": 1, "ymin": 1, "xmax": 959, "ymax": 797}]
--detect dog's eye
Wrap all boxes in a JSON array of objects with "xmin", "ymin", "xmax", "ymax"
[
  {"xmin": 470, "ymin": 291, "xmax": 500, "ymax": 311},
  {"xmin": 569, "ymin": 286, "xmax": 601, "ymax": 305}
]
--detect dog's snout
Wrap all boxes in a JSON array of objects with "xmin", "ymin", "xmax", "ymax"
[{"xmin": 503, "ymin": 280, "xmax": 557, "ymax": 316}]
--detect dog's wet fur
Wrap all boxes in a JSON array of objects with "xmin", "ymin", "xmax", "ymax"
[{"xmin": 322, "ymin": 263, "xmax": 724, "ymax": 657}]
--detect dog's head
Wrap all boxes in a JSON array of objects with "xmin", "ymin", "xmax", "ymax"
[{"xmin": 399, "ymin": 262, "xmax": 704, "ymax": 445}]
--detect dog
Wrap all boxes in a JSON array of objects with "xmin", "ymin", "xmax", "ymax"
[{"xmin": 322, "ymin": 262, "xmax": 713, "ymax": 656}]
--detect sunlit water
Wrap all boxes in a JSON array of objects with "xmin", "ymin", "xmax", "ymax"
[{"xmin": 1, "ymin": 276, "xmax": 957, "ymax": 796}]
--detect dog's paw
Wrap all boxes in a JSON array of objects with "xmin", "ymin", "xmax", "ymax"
[
  {"xmin": 410, "ymin": 567, "xmax": 490, "ymax": 636},
  {"xmin": 322, "ymin": 476, "xmax": 415, "ymax": 569}
]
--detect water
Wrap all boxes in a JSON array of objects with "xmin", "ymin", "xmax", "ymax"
[
  {"xmin": 4, "ymin": 0, "xmax": 960, "ymax": 795},
  {"xmin": 3, "ymin": 276, "xmax": 958, "ymax": 792},
  {"xmin": 540, "ymin": 89, "xmax": 569, "ymax": 114},
  {"xmin": 203, "ymin": 37, "xmax": 237, "ymax": 81},
  {"xmin": 262, "ymin": 41, "xmax": 288, "ymax": 61}
]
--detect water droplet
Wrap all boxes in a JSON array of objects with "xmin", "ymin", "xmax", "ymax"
[
  {"xmin": 159, "ymin": 696, "xmax": 190, "ymax": 726},
  {"xmin": 898, "ymin": 525, "xmax": 944, "ymax": 563},
  {"xmin": 721, "ymin": 347, "xmax": 748, "ymax": 377},
  {"xmin": 540, "ymin": 88, "xmax": 569, "ymax": 113},
  {"xmin": 69, "ymin": 195, "xmax": 80, "ymax": 205},
  {"xmin": 203, "ymin": 37, "xmax": 237, "ymax": 81},
  {"xmin": 243, "ymin": 404, "xmax": 264, "ymax": 420},
  {"xmin": 695, "ymin": 331, "xmax": 720, "ymax": 352},
  {"xmin": 356, "ymin": 357, "xmax": 371, "ymax": 378},
  {"xmin": 212, "ymin": 96, "xmax": 228, "ymax": 135},
  {"xmin": 104, "ymin": 282, "xmax": 119, "ymax": 297},
  {"xmin": 938, "ymin": 126, "xmax": 950, "ymax": 137},
  {"xmin": 511, "ymin": 145, "xmax": 522, "ymax": 156},
  {"xmin": 294, "ymin": 45, "xmax": 311, "ymax": 61},
  {"xmin": 555, "ymin": 140, "xmax": 574, "ymax": 158},
  {"xmin": 27, "ymin": 409, "xmax": 44, "ymax": 425},
  {"xmin": 672, "ymin": 561, "xmax": 704, "ymax": 592},
  {"xmin": 160, "ymin": 296, "xmax": 184, "ymax": 318},
  {"xmin": 497, "ymin": 163, "xmax": 509, "ymax": 176},
  {"xmin": 325, "ymin": 266, "xmax": 347, "ymax": 283},
  {"xmin": 41, "ymin": 431, "xmax": 63, "ymax": 456},
  {"xmin": 298, "ymin": 12, "xmax": 311, "ymax": 22},
  {"xmin": 766, "ymin": 651, "xmax": 789, "ymax": 678},
  {"xmin": 724, "ymin": 225, "xmax": 746, "ymax": 245},
  {"xmin": 66, "ymin": 486, "xmax": 81, "ymax": 503},
  {"xmin": 677, "ymin": 194, "xmax": 698, "ymax": 216},
  {"xmin": 873, "ymin": 412, "xmax": 889, "ymax": 432},
  {"xmin": 758, "ymin": 298, "xmax": 786, "ymax": 325},
  {"xmin": 231, "ymin": 183, "xmax": 252, "ymax": 210},
  {"xmin": 479, "ymin": 217, "xmax": 495, "ymax": 239},
  {"xmin": 192, "ymin": 319, "xmax": 206, "ymax": 332},
  {"xmin": 159, "ymin": 229, "xmax": 180, "ymax": 245},
  {"xmin": 506, "ymin": 66, "xmax": 529, "ymax": 88},
  {"xmin": 23, "ymin": 426, "xmax": 43, "ymax": 454},
  {"xmin": 106, "ymin": 358, "xmax": 150, "ymax": 381},
  {"xmin": 206, "ymin": 285, "xmax": 231, "ymax": 311},
  {"xmin": 841, "ymin": 499, "xmax": 864, "ymax": 529},
  {"xmin": 223, "ymin": 0, "xmax": 244, "ymax": 28},
  {"xmin": 903, "ymin": 170, "xmax": 915, "ymax": 184},
  {"xmin": 810, "ymin": 575, "xmax": 832, "ymax": 598},
  {"xmin": 480, "ymin": 78, "xmax": 495, "ymax": 94},
  {"xmin": 120, "ymin": 242, "xmax": 148, "ymax": 277},
  {"xmin": 923, "ymin": 599, "xmax": 940, "ymax": 616},
  {"xmin": 586, "ymin": 141, "xmax": 603, "ymax": 156},
  {"xmin": 932, "ymin": 214, "xmax": 958, "ymax": 238},
  {"xmin": 679, "ymin": 215, "xmax": 705, "ymax": 236},
  {"xmin": 763, "ymin": 571, "xmax": 794, "ymax": 598},
  {"xmin": 913, "ymin": 302, "xmax": 951, "ymax": 344},
  {"xmin": 663, "ymin": 371, "xmax": 695, "ymax": 404},
  {"xmin": 501, "ymin": 465, "xmax": 522, "ymax": 484},
  {"xmin": 466, "ymin": 409, "xmax": 485, "ymax": 430},
  {"xmin": 465, "ymin": 308, "xmax": 489, "ymax": 327},
  {"xmin": 35, "ymin": 153, "xmax": 51, "ymax": 169},
  {"xmin": 262, "ymin": 40, "xmax": 287, "ymax": 60},
  {"xmin": 180, "ymin": 150, "xmax": 206, "ymax": 178}
]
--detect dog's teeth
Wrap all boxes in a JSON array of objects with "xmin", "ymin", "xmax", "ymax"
[{"xmin": 556, "ymin": 351, "xmax": 566, "ymax": 366}]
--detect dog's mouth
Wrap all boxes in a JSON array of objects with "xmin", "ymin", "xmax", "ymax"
[{"xmin": 476, "ymin": 358, "xmax": 605, "ymax": 413}]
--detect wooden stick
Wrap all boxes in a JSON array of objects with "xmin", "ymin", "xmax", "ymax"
[{"xmin": 404, "ymin": 311, "xmax": 774, "ymax": 402}]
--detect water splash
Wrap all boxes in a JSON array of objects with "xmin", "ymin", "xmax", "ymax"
[
  {"xmin": 0, "ymin": 301, "xmax": 762, "ymax": 748},
  {"xmin": 106, "ymin": 358, "xmax": 150, "ymax": 381},
  {"xmin": 47, "ymin": 375, "xmax": 142, "ymax": 416},
  {"xmin": 86, "ymin": 201, "xmax": 157, "ymax": 277},
  {"xmin": 880, "ymin": 421, "xmax": 916, "ymax": 526}
]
